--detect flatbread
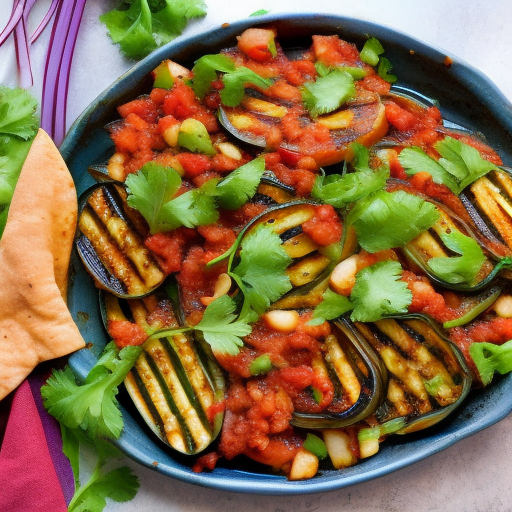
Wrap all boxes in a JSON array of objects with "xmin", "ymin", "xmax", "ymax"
[{"xmin": 0, "ymin": 129, "xmax": 85, "ymax": 400}]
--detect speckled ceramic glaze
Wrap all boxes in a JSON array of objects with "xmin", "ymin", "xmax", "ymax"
[{"xmin": 60, "ymin": 13, "xmax": 512, "ymax": 495}]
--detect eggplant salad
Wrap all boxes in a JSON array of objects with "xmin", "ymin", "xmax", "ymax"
[{"xmin": 44, "ymin": 27, "xmax": 512, "ymax": 480}]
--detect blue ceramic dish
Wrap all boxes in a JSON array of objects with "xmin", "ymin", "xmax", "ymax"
[{"xmin": 60, "ymin": 13, "xmax": 512, "ymax": 495}]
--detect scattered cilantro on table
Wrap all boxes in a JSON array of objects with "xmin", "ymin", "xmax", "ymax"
[
  {"xmin": 63, "ymin": 426, "xmax": 139, "ymax": 512},
  {"xmin": 0, "ymin": 86, "xmax": 39, "ymax": 237},
  {"xmin": 100, "ymin": 0, "xmax": 207, "ymax": 59}
]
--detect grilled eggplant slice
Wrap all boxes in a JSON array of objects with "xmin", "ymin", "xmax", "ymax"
[
  {"xmin": 215, "ymin": 201, "xmax": 351, "ymax": 309},
  {"xmin": 461, "ymin": 167, "xmax": 512, "ymax": 255},
  {"xmin": 77, "ymin": 182, "xmax": 166, "ymax": 298},
  {"xmin": 291, "ymin": 319, "xmax": 387, "ymax": 429},
  {"xmin": 401, "ymin": 197, "xmax": 508, "ymax": 291},
  {"xmin": 102, "ymin": 292, "xmax": 225, "ymax": 455},
  {"xmin": 218, "ymin": 87, "xmax": 387, "ymax": 167},
  {"xmin": 350, "ymin": 315, "xmax": 472, "ymax": 434}
]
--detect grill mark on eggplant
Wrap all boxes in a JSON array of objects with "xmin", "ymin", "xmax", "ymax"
[
  {"xmin": 143, "ymin": 351, "xmax": 196, "ymax": 453},
  {"xmin": 130, "ymin": 365, "xmax": 167, "ymax": 437},
  {"xmin": 160, "ymin": 336, "xmax": 212, "ymax": 433}
]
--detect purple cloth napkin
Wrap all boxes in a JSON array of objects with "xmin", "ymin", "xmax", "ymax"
[{"xmin": 0, "ymin": 371, "xmax": 75, "ymax": 512}]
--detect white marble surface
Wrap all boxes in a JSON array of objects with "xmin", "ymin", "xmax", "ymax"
[{"xmin": 1, "ymin": 0, "xmax": 512, "ymax": 510}]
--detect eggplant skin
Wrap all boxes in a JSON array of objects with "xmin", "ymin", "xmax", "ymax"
[{"xmin": 103, "ymin": 292, "xmax": 225, "ymax": 455}]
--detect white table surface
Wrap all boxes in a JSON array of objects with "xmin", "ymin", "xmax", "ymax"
[{"xmin": 1, "ymin": 1, "xmax": 512, "ymax": 511}]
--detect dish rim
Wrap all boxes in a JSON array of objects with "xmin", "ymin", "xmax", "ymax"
[{"xmin": 62, "ymin": 12, "xmax": 512, "ymax": 495}]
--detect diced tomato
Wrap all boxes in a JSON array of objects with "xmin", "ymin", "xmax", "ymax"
[
  {"xmin": 144, "ymin": 227, "xmax": 195, "ymax": 274},
  {"xmin": 359, "ymin": 74, "xmax": 391, "ymax": 95},
  {"xmin": 237, "ymin": 28, "xmax": 277, "ymax": 62},
  {"xmin": 312, "ymin": 35, "xmax": 361, "ymax": 67},
  {"xmin": 385, "ymin": 101, "xmax": 418, "ymax": 132},
  {"xmin": 177, "ymin": 152, "xmax": 212, "ymax": 177},
  {"xmin": 108, "ymin": 320, "xmax": 147, "ymax": 348},
  {"xmin": 192, "ymin": 452, "xmax": 221, "ymax": 473},
  {"xmin": 302, "ymin": 204, "xmax": 342, "ymax": 246},
  {"xmin": 118, "ymin": 97, "xmax": 158, "ymax": 123},
  {"xmin": 157, "ymin": 115, "xmax": 179, "ymax": 135}
]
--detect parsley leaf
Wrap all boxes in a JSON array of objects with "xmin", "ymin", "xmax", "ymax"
[
  {"xmin": 100, "ymin": 0, "xmax": 206, "ymax": 59},
  {"xmin": 399, "ymin": 136, "xmax": 497, "ymax": 195},
  {"xmin": 350, "ymin": 261, "xmax": 412, "ymax": 322},
  {"xmin": 220, "ymin": 67, "xmax": 272, "ymax": 107},
  {"xmin": 301, "ymin": 69, "xmax": 356, "ymax": 117},
  {"xmin": 191, "ymin": 54, "xmax": 236, "ymax": 100},
  {"xmin": 360, "ymin": 37, "xmax": 385, "ymax": 66},
  {"xmin": 469, "ymin": 339, "xmax": 512, "ymax": 385},
  {"xmin": 194, "ymin": 295, "xmax": 252, "ymax": 355},
  {"xmin": 250, "ymin": 9, "xmax": 270, "ymax": 16},
  {"xmin": 125, "ymin": 163, "xmax": 218, "ymax": 233},
  {"xmin": 41, "ymin": 342, "xmax": 143, "ymax": 439},
  {"xmin": 216, "ymin": 157, "xmax": 266, "ymax": 209},
  {"xmin": 231, "ymin": 224, "xmax": 293, "ymax": 316},
  {"xmin": 347, "ymin": 189, "xmax": 439, "ymax": 252},
  {"xmin": 309, "ymin": 288, "xmax": 353, "ymax": 326},
  {"xmin": 427, "ymin": 230, "xmax": 486, "ymax": 284}
]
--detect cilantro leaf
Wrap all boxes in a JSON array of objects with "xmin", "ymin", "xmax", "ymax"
[
  {"xmin": 312, "ymin": 167, "xmax": 389, "ymax": 208},
  {"xmin": 126, "ymin": 163, "xmax": 218, "ymax": 233},
  {"xmin": 231, "ymin": 224, "xmax": 293, "ymax": 316},
  {"xmin": 469, "ymin": 339, "xmax": 512, "ymax": 386},
  {"xmin": 216, "ymin": 157, "xmax": 266, "ymax": 209},
  {"xmin": 347, "ymin": 189, "xmax": 439, "ymax": 252},
  {"xmin": 220, "ymin": 67, "xmax": 272, "ymax": 107},
  {"xmin": 250, "ymin": 9, "xmax": 270, "ymax": 16},
  {"xmin": 63, "ymin": 425, "xmax": 139, "ymax": 512},
  {"xmin": 436, "ymin": 136, "xmax": 497, "ymax": 193},
  {"xmin": 42, "ymin": 342, "xmax": 143, "ymax": 439},
  {"xmin": 360, "ymin": 37, "xmax": 385, "ymax": 66},
  {"xmin": 194, "ymin": 295, "xmax": 252, "ymax": 355},
  {"xmin": 399, "ymin": 146, "xmax": 459, "ymax": 192},
  {"xmin": 69, "ymin": 466, "xmax": 139, "ymax": 512},
  {"xmin": 399, "ymin": 137, "xmax": 497, "ymax": 195},
  {"xmin": 152, "ymin": 0, "xmax": 207, "ymax": 45},
  {"xmin": 301, "ymin": 69, "xmax": 356, "ymax": 117},
  {"xmin": 0, "ymin": 86, "xmax": 39, "ymax": 140},
  {"xmin": 350, "ymin": 261, "xmax": 412, "ymax": 322},
  {"xmin": 191, "ymin": 54, "xmax": 236, "ymax": 99},
  {"xmin": 100, "ymin": 0, "xmax": 206, "ymax": 60},
  {"xmin": 125, "ymin": 162, "xmax": 182, "ymax": 231},
  {"xmin": 309, "ymin": 288, "xmax": 353, "ymax": 326},
  {"xmin": 427, "ymin": 230, "xmax": 486, "ymax": 284}
]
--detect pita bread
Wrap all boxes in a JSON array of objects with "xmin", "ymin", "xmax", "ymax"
[{"xmin": 0, "ymin": 129, "xmax": 85, "ymax": 400}]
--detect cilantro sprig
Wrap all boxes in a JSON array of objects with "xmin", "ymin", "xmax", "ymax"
[
  {"xmin": 399, "ymin": 136, "xmax": 498, "ymax": 195},
  {"xmin": 191, "ymin": 54, "xmax": 272, "ymax": 106},
  {"xmin": 347, "ymin": 189, "xmax": 439, "ymax": 253},
  {"xmin": 42, "ymin": 342, "xmax": 143, "ymax": 439},
  {"xmin": 310, "ymin": 260, "xmax": 412, "ymax": 324},
  {"xmin": 125, "ymin": 163, "xmax": 218, "ymax": 233},
  {"xmin": 125, "ymin": 159, "xmax": 267, "ymax": 233},
  {"xmin": 63, "ymin": 426, "xmax": 139, "ymax": 512},
  {"xmin": 100, "ymin": 0, "xmax": 207, "ymax": 59}
]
